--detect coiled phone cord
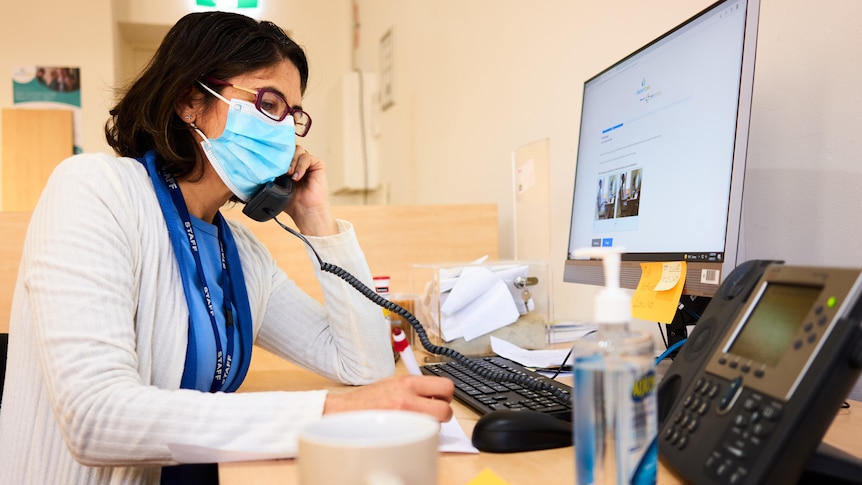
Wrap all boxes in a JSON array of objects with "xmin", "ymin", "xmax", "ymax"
[{"xmin": 271, "ymin": 215, "xmax": 573, "ymax": 406}]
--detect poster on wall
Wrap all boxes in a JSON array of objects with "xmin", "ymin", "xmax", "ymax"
[{"xmin": 12, "ymin": 65, "xmax": 82, "ymax": 154}]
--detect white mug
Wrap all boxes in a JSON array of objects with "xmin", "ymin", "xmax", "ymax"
[{"xmin": 297, "ymin": 410, "xmax": 439, "ymax": 485}]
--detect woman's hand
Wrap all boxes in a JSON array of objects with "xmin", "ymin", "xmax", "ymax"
[
  {"xmin": 323, "ymin": 375, "xmax": 456, "ymax": 423},
  {"xmin": 284, "ymin": 144, "xmax": 338, "ymax": 236}
]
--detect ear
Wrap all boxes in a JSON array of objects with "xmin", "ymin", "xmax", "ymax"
[{"xmin": 174, "ymin": 85, "xmax": 205, "ymax": 123}]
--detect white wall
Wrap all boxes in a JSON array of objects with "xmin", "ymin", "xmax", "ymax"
[
  {"xmin": 349, "ymin": 0, "xmax": 862, "ymax": 320},
  {"xmin": 0, "ymin": 0, "xmax": 115, "ymax": 157},
  {"xmin": 741, "ymin": 2, "xmax": 862, "ymax": 268},
  {"xmin": 352, "ymin": 0, "xmax": 715, "ymax": 321}
]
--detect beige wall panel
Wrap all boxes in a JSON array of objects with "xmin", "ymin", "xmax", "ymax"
[{"xmin": 223, "ymin": 203, "xmax": 499, "ymax": 301}]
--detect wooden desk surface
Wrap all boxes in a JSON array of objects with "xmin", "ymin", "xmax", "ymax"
[{"xmin": 219, "ymin": 355, "xmax": 862, "ymax": 485}]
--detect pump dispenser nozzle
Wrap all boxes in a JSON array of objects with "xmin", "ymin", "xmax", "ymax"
[{"xmin": 574, "ymin": 246, "xmax": 630, "ymax": 324}]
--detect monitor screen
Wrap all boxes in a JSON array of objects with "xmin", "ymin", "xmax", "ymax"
[{"xmin": 564, "ymin": 0, "xmax": 760, "ymax": 297}]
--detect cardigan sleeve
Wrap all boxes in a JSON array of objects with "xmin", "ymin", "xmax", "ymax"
[{"xmin": 229, "ymin": 219, "xmax": 396, "ymax": 386}]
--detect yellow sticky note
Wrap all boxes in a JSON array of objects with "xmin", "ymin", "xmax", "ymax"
[
  {"xmin": 631, "ymin": 261, "xmax": 687, "ymax": 323},
  {"xmin": 467, "ymin": 468, "xmax": 511, "ymax": 485},
  {"xmin": 653, "ymin": 261, "xmax": 683, "ymax": 291}
]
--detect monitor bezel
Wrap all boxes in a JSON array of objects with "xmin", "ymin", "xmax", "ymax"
[{"xmin": 563, "ymin": 0, "xmax": 761, "ymax": 298}]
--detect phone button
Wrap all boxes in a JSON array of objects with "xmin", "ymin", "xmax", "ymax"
[
  {"xmin": 760, "ymin": 403, "xmax": 782, "ymax": 420},
  {"xmin": 717, "ymin": 376, "xmax": 743, "ymax": 414}
]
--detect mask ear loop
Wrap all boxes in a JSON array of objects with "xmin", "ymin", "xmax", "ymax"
[
  {"xmin": 189, "ymin": 121, "xmax": 207, "ymax": 141},
  {"xmin": 185, "ymin": 81, "xmax": 229, "ymax": 141},
  {"xmin": 197, "ymin": 80, "xmax": 231, "ymax": 104}
]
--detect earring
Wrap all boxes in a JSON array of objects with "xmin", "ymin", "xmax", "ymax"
[{"xmin": 184, "ymin": 114, "xmax": 192, "ymax": 120}]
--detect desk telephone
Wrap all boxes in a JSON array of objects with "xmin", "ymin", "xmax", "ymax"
[{"xmin": 658, "ymin": 260, "xmax": 862, "ymax": 484}]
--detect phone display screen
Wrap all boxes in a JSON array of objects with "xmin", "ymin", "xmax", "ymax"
[{"xmin": 728, "ymin": 283, "xmax": 822, "ymax": 366}]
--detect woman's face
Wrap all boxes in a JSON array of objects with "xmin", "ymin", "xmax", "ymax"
[{"xmin": 194, "ymin": 59, "xmax": 303, "ymax": 141}]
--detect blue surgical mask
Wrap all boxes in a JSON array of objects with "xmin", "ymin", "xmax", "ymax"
[{"xmin": 194, "ymin": 83, "xmax": 296, "ymax": 201}]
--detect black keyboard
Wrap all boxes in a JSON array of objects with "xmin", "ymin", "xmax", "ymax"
[{"xmin": 420, "ymin": 356, "xmax": 573, "ymax": 421}]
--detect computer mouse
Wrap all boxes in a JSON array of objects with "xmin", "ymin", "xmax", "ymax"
[{"xmin": 471, "ymin": 409, "xmax": 572, "ymax": 453}]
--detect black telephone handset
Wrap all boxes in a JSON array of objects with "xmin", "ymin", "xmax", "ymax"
[
  {"xmin": 242, "ymin": 173, "xmax": 294, "ymax": 222},
  {"xmin": 658, "ymin": 260, "xmax": 862, "ymax": 484}
]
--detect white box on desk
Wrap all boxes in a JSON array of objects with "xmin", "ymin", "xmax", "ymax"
[{"xmin": 410, "ymin": 260, "xmax": 551, "ymax": 356}]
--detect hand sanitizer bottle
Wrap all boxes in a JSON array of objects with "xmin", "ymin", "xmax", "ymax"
[{"xmin": 572, "ymin": 247, "xmax": 657, "ymax": 485}]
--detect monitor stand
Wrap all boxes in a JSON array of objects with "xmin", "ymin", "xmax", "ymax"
[
  {"xmin": 665, "ymin": 296, "xmax": 712, "ymax": 359},
  {"xmin": 797, "ymin": 441, "xmax": 862, "ymax": 484}
]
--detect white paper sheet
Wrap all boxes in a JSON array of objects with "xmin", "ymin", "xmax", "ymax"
[
  {"xmin": 439, "ymin": 266, "xmax": 521, "ymax": 342},
  {"xmin": 440, "ymin": 266, "xmax": 499, "ymax": 315},
  {"xmin": 490, "ymin": 336, "xmax": 578, "ymax": 369},
  {"xmin": 168, "ymin": 416, "xmax": 477, "ymax": 463},
  {"xmin": 493, "ymin": 264, "xmax": 532, "ymax": 315},
  {"xmin": 546, "ymin": 322, "xmax": 596, "ymax": 344},
  {"xmin": 167, "ymin": 443, "xmax": 294, "ymax": 464},
  {"xmin": 442, "ymin": 281, "xmax": 519, "ymax": 342},
  {"xmin": 438, "ymin": 416, "xmax": 479, "ymax": 453}
]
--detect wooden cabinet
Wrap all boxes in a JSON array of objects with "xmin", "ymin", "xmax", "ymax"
[{"xmin": 1, "ymin": 108, "xmax": 74, "ymax": 211}]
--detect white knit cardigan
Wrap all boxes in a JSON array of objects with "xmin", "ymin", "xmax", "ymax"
[{"xmin": 0, "ymin": 153, "xmax": 394, "ymax": 484}]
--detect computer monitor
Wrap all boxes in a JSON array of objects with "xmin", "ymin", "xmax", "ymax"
[{"xmin": 564, "ymin": 0, "xmax": 760, "ymax": 299}]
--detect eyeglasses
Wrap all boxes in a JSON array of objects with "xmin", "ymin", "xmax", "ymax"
[{"xmin": 202, "ymin": 77, "xmax": 312, "ymax": 137}]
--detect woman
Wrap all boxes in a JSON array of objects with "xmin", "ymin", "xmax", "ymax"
[{"xmin": 0, "ymin": 11, "xmax": 453, "ymax": 484}]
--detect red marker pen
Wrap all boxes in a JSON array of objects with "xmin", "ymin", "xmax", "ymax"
[{"xmin": 392, "ymin": 327, "xmax": 421, "ymax": 376}]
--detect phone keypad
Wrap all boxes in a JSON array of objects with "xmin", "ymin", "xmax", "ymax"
[
  {"xmin": 664, "ymin": 376, "xmax": 720, "ymax": 450},
  {"xmin": 663, "ymin": 374, "xmax": 787, "ymax": 484},
  {"xmin": 707, "ymin": 389, "xmax": 784, "ymax": 483}
]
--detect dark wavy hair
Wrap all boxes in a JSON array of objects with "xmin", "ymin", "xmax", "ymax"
[{"xmin": 105, "ymin": 11, "xmax": 308, "ymax": 180}]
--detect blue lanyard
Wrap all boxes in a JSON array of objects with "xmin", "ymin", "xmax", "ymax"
[
  {"xmin": 160, "ymin": 170, "xmax": 236, "ymax": 392},
  {"xmin": 138, "ymin": 151, "xmax": 254, "ymax": 393}
]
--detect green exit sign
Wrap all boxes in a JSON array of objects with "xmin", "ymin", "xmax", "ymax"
[{"xmin": 196, "ymin": 0, "xmax": 258, "ymax": 7}]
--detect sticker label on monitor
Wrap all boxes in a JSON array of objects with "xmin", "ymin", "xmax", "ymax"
[{"xmin": 701, "ymin": 269, "xmax": 721, "ymax": 285}]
